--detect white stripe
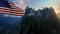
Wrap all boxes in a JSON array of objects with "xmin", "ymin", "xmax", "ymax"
[
  {"xmin": 3, "ymin": 9, "xmax": 10, "ymax": 11},
  {"xmin": 15, "ymin": 12, "xmax": 24, "ymax": 13},
  {"xmin": 14, "ymin": 14, "xmax": 24, "ymax": 16}
]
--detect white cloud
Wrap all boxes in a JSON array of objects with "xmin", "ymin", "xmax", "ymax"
[
  {"xmin": 19, "ymin": 0, "xmax": 31, "ymax": 9},
  {"xmin": 19, "ymin": 0, "xmax": 25, "ymax": 9}
]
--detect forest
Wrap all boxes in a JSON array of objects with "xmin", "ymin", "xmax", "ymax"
[
  {"xmin": 19, "ymin": 6, "xmax": 60, "ymax": 34},
  {"xmin": 0, "ymin": 6, "xmax": 60, "ymax": 34}
]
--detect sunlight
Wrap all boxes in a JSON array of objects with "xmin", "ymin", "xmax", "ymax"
[{"xmin": 55, "ymin": 9, "xmax": 58, "ymax": 14}]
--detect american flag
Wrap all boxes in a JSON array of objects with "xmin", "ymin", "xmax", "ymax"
[
  {"xmin": 0, "ymin": 2, "xmax": 24, "ymax": 16},
  {"xmin": 0, "ymin": 7, "xmax": 10, "ymax": 14}
]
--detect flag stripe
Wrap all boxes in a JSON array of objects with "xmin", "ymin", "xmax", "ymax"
[
  {"xmin": 11, "ymin": 9, "xmax": 17, "ymax": 11},
  {"xmin": 0, "ymin": 5, "xmax": 24, "ymax": 16},
  {"xmin": 10, "ymin": 13, "xmax": 24, "ymax": 15},
  {"xmin": 11, "ymin": 14, "xmax": 24, "ymax": 16},
  {"xmin": 8, "ymin": 2, "xmax": 15, "ymax": 6},
  {"xmin": 11, "ymin": 6, "xmax": 18, "ymax": 9}
]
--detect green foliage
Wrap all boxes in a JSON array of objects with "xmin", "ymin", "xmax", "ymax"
[{"xmin": 20, "ymin": 7, "xmax": 60, "ymax": 34}]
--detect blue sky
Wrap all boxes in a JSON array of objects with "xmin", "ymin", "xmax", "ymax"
[
  {"xmin": 8, "ymin": 0, "xmax": 60, "ymax": 13},
  {"xmin": 0, "ymin": 0, "xmax": 59, "ymax": 24},
  {"xmin": 8, "ymin": 0, "xmax": 52, "ymax": 9}
]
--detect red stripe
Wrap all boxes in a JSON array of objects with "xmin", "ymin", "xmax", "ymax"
[
  {"xmin": 0, "ymin": 12, "xmax": 9, "ymax": 14},
  {"xmin": 11, "ymin": 14, "xmax": 24, "ymax": 16},
  {"xmin": 0, "ymin": 9, "xmax": 3, "ymax": 11},
  {"xmin": 3, "ymin": 10, "xmax": 10, "ymax": 12},
  {"xmin": 8, "ymin": 2, "xmax": 15, "ymax": 5},
  {"xmin": 0, "ymin": 11, "xmax": 3, "ymax": 13},
  {"xmin": 0, "ymin": 7, "xmax": 9, "ymax": 14},
  {"xmin": 1, "ymin": 12, "xmax": 10, "ymax": 14},
  {"xmin": 16, "ymin": 13, "xmax": 24, "ymax": 14},
  {"xmin": 2, "ymin": 8, "xmax": 10, "ymax": 14},
  {"xmin": 15, "ymin": 11, "xmax": 24, "ymax": 12},
  {"xmin": 0, "ymin": 7, "xmax": 24, "ymax": 16}
]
